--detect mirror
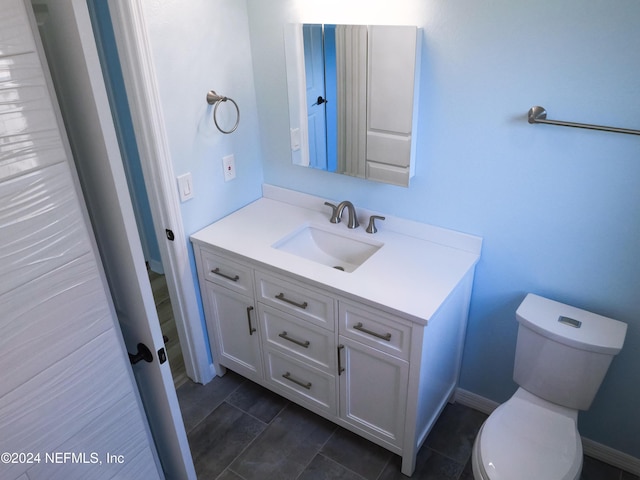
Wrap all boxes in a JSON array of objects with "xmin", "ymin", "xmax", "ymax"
[{"xmin": 284, "ymin": 24, "xmax": 421, "ymax": 187}]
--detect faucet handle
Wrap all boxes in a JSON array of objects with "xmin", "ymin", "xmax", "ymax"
[
  {"xmin": 366, "ymin": 215, "xmax": 386, "ymax": 234},
  {"xmin": 324, "ymin": 202, "xmax": 341, "ymax": 223}
]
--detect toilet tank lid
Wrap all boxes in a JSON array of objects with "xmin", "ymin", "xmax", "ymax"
[{"xmin": 516, "ymin": 294, "xmax": 627, "ymax": 355}]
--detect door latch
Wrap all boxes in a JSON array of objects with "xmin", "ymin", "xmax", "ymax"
[
  {"xmin": 158, "ymin": 347, "xmax": 167, "ymax": 364},
  {"xmin": 312, "ymin": 95, "xmax": 327, "ymax": 106},
  {"xmin": 129, "ymin": 343, "xmax": 153, "ymax": 364}
]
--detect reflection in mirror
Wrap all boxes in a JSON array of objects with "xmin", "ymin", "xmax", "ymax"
[{"xmin": 284, "ymin": 24, "xmax": 421, "ymax": 187}]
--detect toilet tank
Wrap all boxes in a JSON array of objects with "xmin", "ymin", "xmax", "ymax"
[{"xmin": 514, "ymin": 294, "xmax": 627, "ymax": 411}]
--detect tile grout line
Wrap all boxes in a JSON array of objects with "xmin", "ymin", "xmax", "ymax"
[
  {"xmin": 217, "ymin": 400, "xmax": 310, "ymax": 480},
  {"xmin": 427, "ymin": 444, "xmax": 470, "ymax": 473},
  {"xmin": 207, "ymin": 399, "xmax": 270, "ymax": 480},
  {"xmin": 373, "ymin": 455, "xmax": 393, "ymax": 480},
  {"xmin": 304, "ymin": 452, "xmax": 370, "ymax": 480},
  {"xmin": 294, "ymin": 426, "xmax": 341, "ymax": 480},
  {"xmin": 182, "ymin": 377, "xmax": 247, "ymax": 435},
  {"xmin": 210, "ymin": 382, "xmax": 280, "ymax": 479}
]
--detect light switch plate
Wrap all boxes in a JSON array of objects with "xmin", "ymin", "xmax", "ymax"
[
  {"xmin": 177, "ymin": 173, "xmax": 193, "ymax": 201},
  {"xmin": 290, "ymin": 128, "xmax": 301, "ymax": 151}
]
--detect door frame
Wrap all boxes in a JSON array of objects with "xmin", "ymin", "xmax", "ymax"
[{"xmin": 106, "ymin": 0, "xmax": 213, "ymax": 385}]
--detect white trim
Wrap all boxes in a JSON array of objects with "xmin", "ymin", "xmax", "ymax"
[
  {"xmin": 453, "ymin": 388, "xmax": 499, "ymax": 415},
  {"xmin": 148, "ymin": 259, "xmax": 164, "ymax": 275},
  {"xmin": 581, "ymin": 438, "xmax": 640, "ymax": 477},
  {"xmin": 454, "ymin": 388, "xmax": 640, "ymax": 476},
  {"xmin": 106, "ymin": 0, "xmax": 212, "ymax": 385},
  {"xmin": 283, "ymin": 23, "xmax": 310, "ymax": 168}
]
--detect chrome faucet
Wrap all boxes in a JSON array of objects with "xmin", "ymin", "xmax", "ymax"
[{"xmin": 324, "ymin": 200, "xmax": 359, "ymax": 229}]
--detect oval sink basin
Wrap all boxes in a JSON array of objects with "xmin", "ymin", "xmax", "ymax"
[{"xmin": 272, "ymin": 224, "xmax": 383, "ymax": 272}]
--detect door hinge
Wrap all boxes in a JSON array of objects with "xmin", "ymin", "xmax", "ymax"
[{"xmin": 165, "ymin": 229, "xmax": 174, "ymax": 241}]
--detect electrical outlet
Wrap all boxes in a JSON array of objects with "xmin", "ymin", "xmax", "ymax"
[{"xmin": 222, "ymin": 154, "xmax": 236, "ymax": 181}]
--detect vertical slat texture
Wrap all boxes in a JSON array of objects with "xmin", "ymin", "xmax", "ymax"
[
  {"xmin": 336, "ymin": 25, "xmax": 367, "ymax": 177},
  {"xmin": 0, "ymin": 1, "xmax": 160, "ymax": 478},
  {"xmin": 0, "ymin": 52, "xmax": 68, "ymax": 180},
  {"xmin": 0, "ymin": 164, "xmax": 90, "ymax": 295},
  {"xmin": 0, "ymin": 0, "xmax": 36, "ymax": 56}
]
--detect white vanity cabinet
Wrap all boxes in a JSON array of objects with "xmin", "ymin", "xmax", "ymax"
[
  {"xmin": 199, "ymin": 251, "xmax": 263, "ymax": 382},
  {"xmin": 191, "ymin": 191, "xmax": 481, "ymax": 477},
  {"xmin": 338, "ymin": 300, "xmax": 411, "ymax": 451},
  {"xmin": 194, "ymin": 244, "xmax": 476, "ymax": 476},
  {"xmin": 255, "ymin": 270, "xmax": 338, "ymax": 416}
]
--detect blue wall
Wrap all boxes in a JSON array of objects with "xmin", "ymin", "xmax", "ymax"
[
  {"xmin": 139, "ymin": 0, "xmax": 264, "ymax": 240},
  {"xmin": 109, "ymin": 0, "xmax": 639, "ymax": 459},
  {"xmin": 87, "ymin": 0, "xmax": 162, "ymax": 271},
  {"xmin": 245, "ymin": 0, "xmax": 640, "ymax": 457}
]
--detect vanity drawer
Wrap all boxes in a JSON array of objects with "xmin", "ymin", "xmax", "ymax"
[
  {"xmin": 339, "ymin": 301, "xmax": 412, "ymax": 361},
  {"xmin": 255, "ymin": 271, "xmax": 335, "ymax": 331},
  {"xmin": 264, "ymin": 349, "xmax": 337, "ymax": 416},
  {"xmin": 259, "ymin": 304, "xmax": 336, "ymax": 372},
  {"xmin": 201, "ymin": 250, "xmax": 254, "ymax": 297}
]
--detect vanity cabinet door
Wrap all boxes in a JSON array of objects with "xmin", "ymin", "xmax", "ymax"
[
  {"xmin": 203, "ymin": 283, "xmax": 263, "ymax": 382},
  {"xmin": 338, "ymin": 336, "xmax": 409, "ymax": 449}
]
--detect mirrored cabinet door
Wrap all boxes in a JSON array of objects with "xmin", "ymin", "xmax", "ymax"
[{"xmin": 284, "ymin": 24, "xmax": 421, "ymax": 187}]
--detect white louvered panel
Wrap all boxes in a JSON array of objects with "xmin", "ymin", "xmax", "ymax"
[
  {"xmin": 0, "ymin": 331, "xmax": 147, "ymax": 480},
  {"xmin": 0, "ymin": 4, "xmax": 161, "ymax": 478},
  {"xmin": 0, "ymin": 252, "xmax": 112, "ymax": 397},
  {"xmin": 0, "ymin": 52, "xmax": 67, "ymax": 181},
  {"xmin": 25, "ymin": 394, "xmax": 155, "ymax": 480},
  {"xmin": 0, "ymin": 0, "xmax": 36, "ymax": 57},
  {"xmin": 0, "ymin": 163, "xmax": 90, "ymax": 296}
]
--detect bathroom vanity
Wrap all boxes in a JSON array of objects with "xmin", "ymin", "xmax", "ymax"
[{"xmin": 191, "ymin": 186, "xmax": 481, "ymax": 476}]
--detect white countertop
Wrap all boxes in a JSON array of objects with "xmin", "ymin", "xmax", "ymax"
[{"xmin": 191, "ymin": 187, "xmax": 481, "ymax": 325}]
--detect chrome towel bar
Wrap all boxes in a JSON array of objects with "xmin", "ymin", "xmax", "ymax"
[
  {"xmin": 206, "ymin": 90, "xmax": 240, "ymax": 134},
  {"xmin": 527, "ymin": 106, "xmax": 640, "ymax": 136}
]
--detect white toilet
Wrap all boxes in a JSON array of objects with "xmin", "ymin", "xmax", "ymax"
[{"xmin": 472, "ymin": 293, "xmax": 627, "ymax": 480}]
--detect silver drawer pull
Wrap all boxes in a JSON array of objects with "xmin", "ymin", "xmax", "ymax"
[
  {"xmin": 279, "ymin": 331, "xmax": 310, "ymax": 348},
  {"xmin": 282, "ymin": 371, "xmax": 312, "ymax": 390},
  {"xmin": 337, "ymin": 344, "xmax": 345, "ymax": 375},
  {"xmin": 353, "ymin": 322, "xmax": 392, "ymax": 341},
  {"xmin": 212, "ymin": 267, "xmax": 239, "ymax": 282},
  {"xmin": 246, "ymin": 306, "xmax": 256, "ymax": 335},
  {"xmin": 275, "ymin": 293, "xmax": 308, "ymax": 309}
]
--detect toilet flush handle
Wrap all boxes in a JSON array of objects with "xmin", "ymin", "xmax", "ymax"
[{"xmin": 558, "ymin": 316, "xmax": 582, "ymax": 328}]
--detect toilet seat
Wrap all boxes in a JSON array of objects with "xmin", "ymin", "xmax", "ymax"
[{"xmin": 474, "ymin": 390, "xmax": 582, "ymax": 480}]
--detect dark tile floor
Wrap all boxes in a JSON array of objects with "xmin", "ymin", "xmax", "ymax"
[{"xmin": 176, "ymin": 371, "xmax": 638, "ymax": 480}]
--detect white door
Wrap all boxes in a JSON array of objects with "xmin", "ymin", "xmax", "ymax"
[
  {"xmin": 0, "ymin": 1, "xmax": 162, "ymax": 479},
  {"xmin": 28, "ymin": 0, "xmax": 195, "ymax": 478},
  {"xmin": 303, "ymin": 23, "xmax": 328, "ymax": 170}
]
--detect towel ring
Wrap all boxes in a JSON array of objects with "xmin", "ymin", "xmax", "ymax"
[{"xmin": 206, "ymin": 90, "xmax": 240, "ymax": 134}]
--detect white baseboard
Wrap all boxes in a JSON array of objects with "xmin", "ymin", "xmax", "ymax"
[
  {"xmin": 454, "ymin": 388, "xmax": 640, "ymax": 476},
  {"xmin": 148, "ymin": 258, "xmax": 164, "ymax": 274},
  {"xmin": 581, "ymin": 438, "xmax": 640, "ymax": 477},
  {"xmin": 454, "ymin": 388, "xmax": 499, "ymax": 415}
]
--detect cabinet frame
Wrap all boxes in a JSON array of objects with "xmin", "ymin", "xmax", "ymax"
[{"xmin": 193, "ymin": 243, "xmax": 474, "ymax": 476}]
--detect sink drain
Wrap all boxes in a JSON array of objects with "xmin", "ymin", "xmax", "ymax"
[{"xmin": 333, "ymin": 265, "xmax": 345, "ymax": 271}]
